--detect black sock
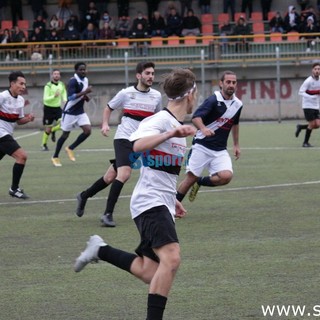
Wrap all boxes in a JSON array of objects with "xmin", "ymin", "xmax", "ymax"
[
  {"xmin": 69, "ymin": 132, "xmax": 90, "ymax": 150},
  {"xmin": 198, "ymin": 176, "xmax": 215, "ymax": 187},
  {"xmin": 105, "ymin": 179, "xmax": 124, "ymax": 214},
  {"xmin": 176, "ymin": 191, "xmax": 185, "ymax": 202},
  {"xmin": 146, "ymin": 294, "xmax": 167, "ymax": 320},
  {"xmin": 53, "ymin": 135, "xmax": 67, "ymax": 158},
  {"xmin": 82, "ymin": 177, "xmax": 108, "ymax": 199},
  {"xmin": 98, "ymin": 245, "xmax": 137, "ymax": 273},
  {"xmin": 11, "ymin": 163, "xmax": 25, "ymax": 190},
  {"xmin": 304, "ymin": 128, "xmax": 312, "ymax": 144}
]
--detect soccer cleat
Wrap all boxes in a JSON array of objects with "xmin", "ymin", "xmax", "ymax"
[
  {"xmin": 188, "ymin": 183, "xmax": 200, "ymax": 202},
  {"xmin": 9, "ymin": 188, "xmax": 29, "ymax": 199},
  {"xmin": 51, "ymin": 131, "xmax": 56, "ymax": 142},
  {"xmin": 295, "ymin": 125, "xmax": 302, "ymax": 138},
  {"xmin": 51, "ymin": 157, "xmax": 62, "ymax": 167},
  {"xmin": 76, "ymin": 192, "xmax": 87, "ymax": 217},
  {"xmin": 100, "ymin": 213, "xmax": 116, "ymax": 227},
  {"xmin": 41, "ymin": 144, "xmax": 49, "ymax": 151},
  {"xmin": 302, "ymin": 142, "xmax": 313, "ymax": 148},
  {"xmin": 65, "ymin": 147, "xmax": 76, "ymax": 161},
  {"xmin": 74, "ymin": 235, "xmax": 107, "ymax": 272}
]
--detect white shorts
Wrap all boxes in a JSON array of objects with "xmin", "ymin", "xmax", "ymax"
[
  {"xmin": 61, "ymin": 113, "xmax": 91, "ymax": 132},
  {"xmin": 186, "ymin": 143, "xmax": 233, "ymax": 177}
]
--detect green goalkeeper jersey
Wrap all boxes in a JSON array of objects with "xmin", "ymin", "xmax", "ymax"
[{"xmin": 43, "ymin": 81, "xmax": 67, "ymax": 108}]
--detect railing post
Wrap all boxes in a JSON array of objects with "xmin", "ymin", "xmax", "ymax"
[
  {"xmin": 276, "ymin": 46, "xmax": 281, "ymax": 123},
  {"xmin": 200, "ymin": 49, "xmax": 205, "ymax": 104},
  {"xmin": 124, "ymin": 51, "xmax": 129, "ymax": 87}
]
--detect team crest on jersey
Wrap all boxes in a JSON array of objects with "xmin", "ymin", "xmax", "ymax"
[
  {"xmin": 171, "ymin": 143, "xmax": 186, "ymax": 154},
  {"xmin": 129, "ymin": 93, "xmax": 136, "ymax": 99}
]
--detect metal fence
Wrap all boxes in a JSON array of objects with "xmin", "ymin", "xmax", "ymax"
[{"xmin": 0, "ymin": 33, "xmax": 319, "ymax": 74}]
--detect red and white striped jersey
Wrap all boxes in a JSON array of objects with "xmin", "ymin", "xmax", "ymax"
[
  {"xmin": 108, "ymin": 85, "xmax": 162, "ymax": 139},
  {"xmin": 0, "ymin": 90, "xmax": 25, "ymax": 138}
]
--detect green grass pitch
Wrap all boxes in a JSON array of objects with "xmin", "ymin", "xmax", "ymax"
[{"xmin": 0, "ymin": 121, "xmax": 320, "ymax": 320}]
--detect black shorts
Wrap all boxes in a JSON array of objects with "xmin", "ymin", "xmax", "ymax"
[
  {"xmin": 304, "ymin": 108, "xmax": 320, "ymax": 122},
  {"xmin": 134, "ymin": 205, "xmax": 179, "ymax": 263},
  {"xmin": 43, "ymin": 106, "xmax": 62, "ymax": 126},
  {"xmin": 0, "ymin": 135, "xmax": 20, "ymax": 160},
  {"xmin": 114, "ymin": 138, "xmax": 134, "ymax": 168}
]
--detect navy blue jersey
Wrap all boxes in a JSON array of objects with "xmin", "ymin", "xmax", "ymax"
[
  {"xmin": 63, "ymin": 76, "xmax": 88, "ymax": 115},
  {"xmin": 192, "ymin": 91, "xmax": 243, "ymax": 151}
]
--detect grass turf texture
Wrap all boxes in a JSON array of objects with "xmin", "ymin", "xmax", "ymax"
[{"xmin": 1, "ymin": 121, "xmax": 320, "ymax": 320}]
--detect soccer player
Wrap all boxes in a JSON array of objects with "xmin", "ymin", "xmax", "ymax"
[
  {"xmin": 0, "ymin": 71, "xmax": 35, "ymax": 199},
  {"xmin": 41, "ymin": 69, "xmax": 67, "ymax": 151},
  {"xmin": 176, "ymin": 70, "xmax": 242, "ymax": 202},
  {"xmin": 74, "ymin": 68, "xmax": 197, "ymax": 320},
  {"xmin": 76, "ymin": 61, "xmax": 162, "ymax": 227},
  {"xmin": 295, "ymin": 62, "xmax": 320, "ymax": 147},
  {"xmin": 51, "ymin": 62, "xmax": 93, "ymax": 167}
]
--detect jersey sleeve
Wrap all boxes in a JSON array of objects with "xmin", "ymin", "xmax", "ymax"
[
  {"xmin": 299, "ymin": 77, "xmax": 313, "ymax": 98},
  {"xmin": 108, "ymin": 89, "xmax": 126, "ymax": 110},
  {"xmin": 192, "ymin": 95, "xmax": 216, "ymax": 119}
]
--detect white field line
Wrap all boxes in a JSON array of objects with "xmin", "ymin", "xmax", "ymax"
[{"xmin": 1, "ymin": 180, "xmax": 320, "ymax": 206}]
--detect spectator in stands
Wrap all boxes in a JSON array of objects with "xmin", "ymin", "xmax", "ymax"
[
  {"xmin": 32, "ymin": 15, "xmax": 47, "ymax": 38},
  {"xmin": 83, "ymin": 1, "xmax": 100, "ymax": 29},
  {"xmin": 63, "ymin": 21, "xmax": 81, "ymax": 41},
  {"xmin": 115, "ymin": 15, "xmax": 130, "ymax": 38},
  {"xmin": 11, "ymin": 25, "xmax": 26, "ymax": 61},
  {"xmin": 241, "ymin": 0, "xmax": 253, "ymax": 19},
  {"xmin": 117, "ymin": 0, "xmax": 129, "ymax": 18},
  {"xmin": 0, "ymin": 28, "xmax": 11, "ymax": 44},
  {"xmin": 269, "ymin": 11, "xmax": 285, "ymax": 33},
  {"xmin": 130, "ymin": 22, "xmax": 149, "ymax": 56},
  {"xmin": 220, "ymin": 18, "xmax": 233, "ymax": 53},
  {"xmin": 198, "ymin": 0, "xmax": 211, "ymax": 14},
  {"xmin": 49, "ymin": 14, "xmax": 63, "ymax": 32},
  {"xmin": 165, "ymin": 1, "xmax": 178, "ymax": 19},
  {"xmin": 284, "ymin": 5, "xmax": 301, "ymax": 32},
  {"xmin": 100, "ymin": 21, "xmax": 115, "ymax": 40},
  {"xmin": 181, "ymin": 9, "xmax": 201, "ymax": 36},
  {"xmin": 179, "ymin": 0, "xmax": 193, "ymax": 17},
  {"xmin": 223, "ymin": 0, "xmax": 235, "ymax": 21},
  {"xmin": 65, "ymin": 15, "xmax": 81, "ymax": 34},
  {"xmin": 11, "ymin": 25, "xmax": 26, "ymax": 43},
  {"xmin": 232, "ymin": 16, "xmax": 251, "ymax": 52},
  {"xmin": 10, "ymin": 0, "xmax": 23, "ymax": 27},
  {"xmin": 56, "ymin": 1, "xmax": 73, "ymax": 28},
  {"xmin": 300, "ymin": 5, "xmax": 317, "ymax": 25},
  {"xmin": 99, "ymin": 11, "xmax": 115, "ymax": 30},
  {"xmin": 297, "ymin": 0, "xmax": 310, "ymax": 11},
  {"xmin": 0, "ymin": 28, "xmax": 11, "ymax": 61},
  {"xmin": 166, "ymin": 7, "xmax": 183, "ymax": 36},
  {"xmin": 149, "ymin": 11, "xmax": 167, "ymax": 37},
  {"xmin": 81, "ymin": 22, "xmax": 99, "ymax": 42},
  {"xmin": 131, "ymin": 11, "xmax": 149, "ymax": 35},
  {"xmin": 260, "ymin": 0, "xmax": 273, "ymax": 21},
  {"xmin": 300, "ymin": 16, "xmax": 318, "ymax": 52},
  {"xmin": 145, "ymin": 0, "xmax": 161, "ymax": 22},
  {"xmin": 29, "ymin": 26, "xmax": 46, "ymax": 42},
  {"xmin": 28, "ymin": 0, "xmax": 48, "ymax": 20}
]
